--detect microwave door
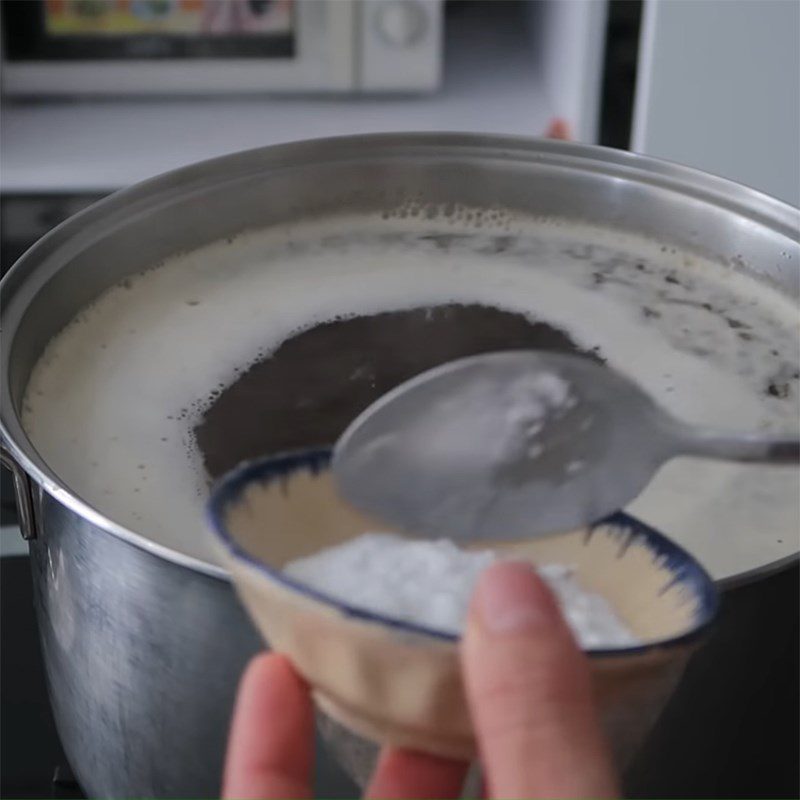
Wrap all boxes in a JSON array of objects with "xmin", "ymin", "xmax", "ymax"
[{"xmin": 0, "ymin": 0, "xmax": 356, "ymax": 95}]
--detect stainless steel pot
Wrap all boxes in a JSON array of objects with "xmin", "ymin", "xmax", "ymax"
[{"xmin": 1, "ymin": 134, "xmax": 798, "ymax": 798}]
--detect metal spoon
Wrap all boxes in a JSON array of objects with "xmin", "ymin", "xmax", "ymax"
[{"xmin": 333, "ymin": 351, "xmax": 799, "ymax": 541}]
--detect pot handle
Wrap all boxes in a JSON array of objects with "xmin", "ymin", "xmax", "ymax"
[{"xmin": 0, "ymin": 444, "xmax": 37, "ymax": 541}]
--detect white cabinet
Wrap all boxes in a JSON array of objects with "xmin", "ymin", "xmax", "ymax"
[{"xmin": 633, "ymin": 0, "xmax": 800, "ymax": 206}]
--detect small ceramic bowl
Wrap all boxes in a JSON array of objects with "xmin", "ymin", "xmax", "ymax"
[{"xmin": 207, "ymin": 448, "xmax": 718, "ymax": 771}]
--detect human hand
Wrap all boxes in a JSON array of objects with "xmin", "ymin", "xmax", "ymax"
[
  {"xmin": 545, "ymin": 118, "xmax": 572, "ymax": 140},
  {"xmin": 222, "ymin": 561, "xmax": 619, "ymax": 799}
]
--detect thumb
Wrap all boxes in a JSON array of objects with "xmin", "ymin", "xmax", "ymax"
[{"xmin": 460, "ymin": 561, "xmax": 618, "ymax": 799}]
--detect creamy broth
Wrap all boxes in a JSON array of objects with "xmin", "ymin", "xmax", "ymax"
[{"xmin": 22, "ymin": 216, "xmax": 800, "ymax": 580}]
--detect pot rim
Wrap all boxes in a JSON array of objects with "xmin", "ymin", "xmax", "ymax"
[{"xmin": 2, "ymin": 132, "xmax": 798, "ymax": 582}]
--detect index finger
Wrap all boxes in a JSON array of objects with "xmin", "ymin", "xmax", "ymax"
[
  {"xmin": 366, "ymin": 746, "xmax": 468, "ymax": 799},
  {"xmin": 223, "ymin": 653, "xmax": 314, "ymax": 799}
]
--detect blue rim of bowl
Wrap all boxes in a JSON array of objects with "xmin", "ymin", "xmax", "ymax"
[{"xmin": 207, "ymin": 447, "xmax": 720, "ymax": 657}]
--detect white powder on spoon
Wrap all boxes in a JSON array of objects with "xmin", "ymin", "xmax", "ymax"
[
  {"xmin": 284, "ymin": 533, "xmax": 638, "ymax": 648},
  {"xmin": 347, "ymin": 369, "xmax": 587, "ymax": 543}
]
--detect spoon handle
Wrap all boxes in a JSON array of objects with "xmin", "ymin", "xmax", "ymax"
[{"xmin": 677, "ymin": 429, "xmax": 800, "ymax": 464}]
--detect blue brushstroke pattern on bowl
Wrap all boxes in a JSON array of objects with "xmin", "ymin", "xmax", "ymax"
[{"xmin": 207, "ymin": 447, "xmax": 719, "ymax": 655}]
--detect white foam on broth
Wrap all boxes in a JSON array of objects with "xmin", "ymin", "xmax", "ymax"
[{"xmin": 21, "ymin": 214, "xmax": 800, "ymax": 579}]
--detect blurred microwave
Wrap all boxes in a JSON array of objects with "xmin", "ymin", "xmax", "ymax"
[{"xmin": 0, "ymin": 0, "xmax": 443, "ymax": 95}]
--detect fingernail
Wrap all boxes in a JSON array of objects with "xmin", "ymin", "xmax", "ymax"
[{"xmin": 474, "ymin": 561, "xmax": 558, "ymax": 634}]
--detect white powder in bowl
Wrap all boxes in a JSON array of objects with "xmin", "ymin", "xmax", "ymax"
[{"xmin": 284, "ymin": 533, "xmax": 638, "ymax": 648}]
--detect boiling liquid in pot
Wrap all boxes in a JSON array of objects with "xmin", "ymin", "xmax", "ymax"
[
  {"xmin": 21, "ymin": 217, "xmax": 799, "ymax": 580},
  {"xmin": 195, "ymin": 304, "xmax": 600, "ymax": 481}
]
